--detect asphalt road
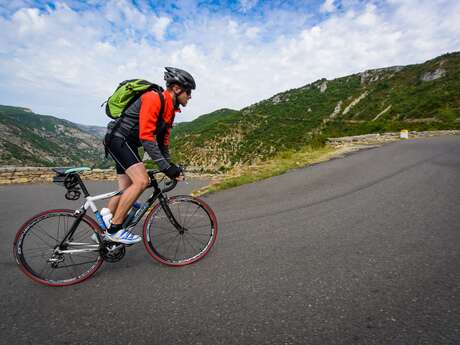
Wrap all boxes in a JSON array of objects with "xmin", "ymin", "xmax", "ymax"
[{"xmin": 1, "ymin": 136, "xmax": 459, "ymax": 345}]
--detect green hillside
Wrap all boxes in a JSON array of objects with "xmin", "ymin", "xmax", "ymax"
[
  {"xmin": 0, "ymin": 105, "xmax": 109, "ymax": 167},
  {"xmin": 2, "ymin": 51, "xmax": 459, "ymax": 171},
  {"xmin": 170, "ymin": 51, "xmax": 460, "ymax": 171}
]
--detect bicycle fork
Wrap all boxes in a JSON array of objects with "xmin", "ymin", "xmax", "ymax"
[{"xmin": 158, "ymin": 194, "xmax": 185, "ymax": 233}]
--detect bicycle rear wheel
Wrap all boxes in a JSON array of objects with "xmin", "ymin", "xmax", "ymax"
[
  {"xmin": 143, "ymin": 195, "xmax": 218, "ymax": 266},
  {"xmin": 13, "ymin": 209, "xmax": 103, "ymax": 286}
]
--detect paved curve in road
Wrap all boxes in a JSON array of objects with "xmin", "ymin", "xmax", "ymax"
[{"xmin": 1, "ymin": 136, "xmax": 459, "ymax": 345}]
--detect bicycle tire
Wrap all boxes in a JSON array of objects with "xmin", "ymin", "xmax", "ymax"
[
  {"xmin": 13, "ymin": 209, "xmax": 104, "ymax": 287},
  {"xmin": 143, "ymin": 195, "xmax": 218, "ymax": 266}
]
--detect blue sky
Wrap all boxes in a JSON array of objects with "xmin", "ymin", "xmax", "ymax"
[{"xmin": 0, "ymin": 0, "xmax": 459, "ymax": 126}]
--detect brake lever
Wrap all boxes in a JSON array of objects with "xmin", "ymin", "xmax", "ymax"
[{"xmin": 177, "ymin": 166, "xmax": 188, "ymax": 185}]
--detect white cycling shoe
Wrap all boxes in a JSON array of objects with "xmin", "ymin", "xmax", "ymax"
[{"xmin": 104, "ymin": 229, "xmax": 142, "ymax": 244}]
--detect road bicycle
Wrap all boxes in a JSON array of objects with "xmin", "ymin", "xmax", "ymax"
[{"xmin": 13, "ymin": 167, "xmax": 218, "ymax": 287}]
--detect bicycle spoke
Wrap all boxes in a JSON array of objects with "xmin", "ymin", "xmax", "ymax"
[
  {"xmin": 24, "ymin": 251, "xmax": 53, "ymax": 259},
  {"xmin": 179, "ymin": 236, "xmax": 185, "ymax": 259},
  {"xmin": 187, "ymin": 215, "xmax": 210, "ymax": 232},
  {"xmin": 38, "ymin": 262, "xmax": 52, "ymax": 278},
  {"xmin": 28, "ymin": 230, "xmax": 54, "ymax": 247},
  {"xmin": 163, "ymin": 233, "xmax": 180, "ymax": 256},
  {"xmin": 183, "ymin": 214, "xmax": 207, "ymax": 231},
  {"xmin": 155, "ymin": 232, "xmax": 180, "ymax": 247},
  {"xmin": 68, "ymin": 255, "xmax": 81, "ymax": 278},
  {"xmin": 183, "ymin": 234, "xmax": 199, "ymax": 255},
  {"xmin": 23, "ymin": 253, "xmax": 51, "ymax": 262},
  {"xmin": 181, "ymin": 235, "xmax": 191, "ymax": 259},
  {"xmin": 170, "ymin": 204, "xmax": 183, "ymax": 227},
  {"xmin": 155, "ymin": 229, "xmax": 178, "ymax": 236},
  {"xmin": 22, "ymin": 246, "xmax": 53, "ymax": 252},
  {"xmin": 65, "ymin": 215, "xmax": 69, "ymax": 233},
  {"xmin": 174, "ymin": 235, "xmax": 182, "ymax": 260},
  {"xmin": 155, "ymin": 231, "xmax": 178, "ymax": 238},
  {"xmin": 185, "ymin": 232, "xmax": 208, "ymax": 246},
  {"xmin": 153, "ymin": 224, "xmax": 176, "ymax": 234},
  {"xmin": 187, "ymin": 232, "xmax": 211, "ymax": 238},
  {"xmin": 174, "ymin": 202, "xmax": 186, "ymax": 227},
  {"xmin": 71, "ymin": 225, "xmax": 88, "ymax": 239},
  {"xmin": 62, "ymin": 258, "xmax": 74, "ymax": 278},
  {"xmin": 57, "ymin": 215, "xmax": 61, "ymax": 241},
  {"xmin": 35, "ymin": 223, "xmax": 60, "ymax": 242},
  {"xmin": 180, "ymin": 203, "xmax": 191, "ymax": 225},
  {"xmin": 182, "ymin": 204, "xmax": 200, "ymax": 228},
  {"xmin": 72, "ymin": 229, "xmax": 93, "ymax": 242}
]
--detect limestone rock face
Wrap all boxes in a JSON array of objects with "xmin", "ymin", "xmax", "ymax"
[
  {"xmin": 421, "ymin": 68, "xmax": 446, "ymax": 81},
  {"xmin": 272, "ymin": 95, "xmax": 282, "ymax": 104},
  {"xmin": 359, "ymin": 66, "xmax": 403, "ymax": 84},
  {"xmin": 319, "ymin": 81, "xmax": 328, "ymax": 93}
]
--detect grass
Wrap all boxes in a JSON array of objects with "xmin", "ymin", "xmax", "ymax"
[{"xmin": 192, "ymin": 144, "xmax": 334, "ymax": 196}]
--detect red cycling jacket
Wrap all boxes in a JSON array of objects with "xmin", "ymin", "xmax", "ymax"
[{"xmin": 139, "ymin": 90, "xmax": 181, "ymax": 145}]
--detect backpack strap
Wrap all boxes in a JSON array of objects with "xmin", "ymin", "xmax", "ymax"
[{"xmin": 122, "ymin": 84, "xmax": 156, "ymax": 117}]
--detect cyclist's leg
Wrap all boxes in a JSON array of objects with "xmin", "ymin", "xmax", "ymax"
[
  {"xmin": 111, "ymin": 162, "xmax": 149, "ymax": 225},
  {"xmin": 105, "ymin": 136, "xmax": 146, "ymax": 225},
  {"xmin": 108, "ymin": 174, "xmax": 132, "ymax": 214},
  {"xmin": 106, "ymin": 141, "xmax": 134, "ymax": 214},
  {"xmin": 104, "ymin": 138, "xmax": 149, "ymax": 243}
]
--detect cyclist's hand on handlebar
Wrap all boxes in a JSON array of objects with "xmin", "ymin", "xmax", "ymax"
[
  {"xmin": 163, "ymin": 164, "xmax": 182, "ymax": 180},
  {"xmin": 172, "ymin": 165, "xmax": 186, "ymax": 181}
]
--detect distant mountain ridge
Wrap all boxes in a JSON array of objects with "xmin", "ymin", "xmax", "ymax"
[
  {"xmin": 0, "ymin": 105, "xmax": 109, "ymax": 167},
  {"xmin": 170, "ymin": 51, "xmax": 460, "ymax": 171},
  {"xmin": 73, "ymin": 123, "xmax": 106, "ymax": 139}
]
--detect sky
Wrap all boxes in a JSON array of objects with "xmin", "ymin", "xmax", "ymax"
[{"xmin": 0, "ymin": 0, "xmax": 459, "ymax": 126}]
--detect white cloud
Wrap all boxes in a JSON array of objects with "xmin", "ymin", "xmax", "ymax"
[
  {"xmin": 0, "ymin": 0, "xmax": 459, "ymax": 126},
  {"xmin": 239, "ymin": 0, "xmax": 258, "ymax": 12},
  {"xmin": 13, "ymin": 7, "xmax": 46, "ymax": 34},
  {"xmin": 320, "ymin": 0, "xmax": 336, "ymax": 13},
  {"xmin": 152, "ymin": 16, "xmax": 171, "ymax": 40},
  {"xmin": 245, "ymin": 26, "xmax": 261, "ymax": 39}
]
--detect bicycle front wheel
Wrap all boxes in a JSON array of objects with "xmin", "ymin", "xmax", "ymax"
[
  {"xmin": 143, "ymin": 195, "xmax": 218, "ymax": 266},
  {"xmin": 13, "ymin": 209, "xmax": 104, "ymax": 287}
]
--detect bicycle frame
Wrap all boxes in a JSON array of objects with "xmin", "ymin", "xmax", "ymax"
[{"xmin": 56, "ymin": 173, "xmax": 182, "ymax": 255}]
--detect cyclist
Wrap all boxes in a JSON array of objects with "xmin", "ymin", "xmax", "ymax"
[{"xmin": 103, "ymin": 67, "xmax": 196, "ymax": 244}]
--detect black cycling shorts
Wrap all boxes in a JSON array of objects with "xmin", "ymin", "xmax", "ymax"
[{"xmin": 104, "ymin": 135, "xmax": 142, "ymax": 174}]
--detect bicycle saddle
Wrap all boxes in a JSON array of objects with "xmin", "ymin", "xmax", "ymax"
[{"xmin": 52, "ymin": 167, "xmax": 91, "ymax": 175}]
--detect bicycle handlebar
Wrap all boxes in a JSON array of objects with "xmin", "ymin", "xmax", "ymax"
[{"xmin": 147, "ymin": 165, "xmax": 186, "ymax": 193}]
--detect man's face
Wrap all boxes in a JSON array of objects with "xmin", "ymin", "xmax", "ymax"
[{"xmin": 174, "ymin": 85, "xmax": 192, "ymax": 107}]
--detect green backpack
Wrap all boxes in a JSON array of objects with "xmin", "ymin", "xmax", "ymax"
[{"xmin": 104, "ymin": 79, "xmax": 164, "ymax": 119}]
